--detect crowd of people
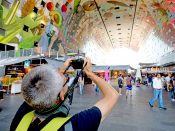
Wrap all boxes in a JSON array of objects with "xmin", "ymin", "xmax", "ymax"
[
  {"xmin": 113, "ymin": 73, "xmax": 175, "ymax": 110},
  {"xmin": 143, "ymin": 73, "xmax": 175, "ymax": 101}
]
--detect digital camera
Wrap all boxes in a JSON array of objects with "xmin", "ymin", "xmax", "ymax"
[{"xmin": 71, "ymin": 58, "xmax": 84, "ymax": 69}]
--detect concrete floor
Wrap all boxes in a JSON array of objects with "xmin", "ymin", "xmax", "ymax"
[{"xmin": 0, "ymin": 85, "xmax": 175, "ymax": 131}]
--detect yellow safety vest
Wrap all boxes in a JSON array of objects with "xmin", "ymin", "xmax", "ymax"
[{"xmin": 16, "ymin": 111, "xmax": 71, "ymax": 131}]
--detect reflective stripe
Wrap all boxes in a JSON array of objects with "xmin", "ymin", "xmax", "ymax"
[
  {"xmin": 41, "ymin": 117, "xmax": 71, "ymax": 131},
  {"xmin": 64, "ymin": 121, "xmax": 73, "ymax": 131},
  {"xmin": 16, "ymin": 111, "xmax": 35, "ymax": 131},
  {"xmin": 16, "ymin": 111, "xmax": 71, "ymax": 131}
]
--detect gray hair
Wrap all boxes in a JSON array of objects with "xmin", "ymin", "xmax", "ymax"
[{"xmin": 21, "ymin": 65, "xmax": 64, "ymax": 112}]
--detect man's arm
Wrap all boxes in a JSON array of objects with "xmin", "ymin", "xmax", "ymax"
[{"xmin": 84, "ymin": 58, "xmax": 119, "ymax": 122}]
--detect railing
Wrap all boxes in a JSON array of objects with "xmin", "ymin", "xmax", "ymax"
[
  {"xmin": 0, "ymin": 48, "xmax": 38, "ymax": 59},
  {"xmin": 0, "ymin": 47, "xmax": 85, "ymax": 60},
  {"xmin": 158, "ymin": 50, "xmax": 175, "ymax": 66}
]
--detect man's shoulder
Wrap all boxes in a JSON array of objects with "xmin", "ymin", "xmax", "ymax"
[
  {"xmin": 10, "ymin": 102, "xmax": 33, "ymax": 131},
  {"xmin": 70, "ymin": 106, "xmax": 102, "ymax": 131}
]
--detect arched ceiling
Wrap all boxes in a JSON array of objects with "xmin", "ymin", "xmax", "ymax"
[
  {"xmin": 66, "ymin": 0, "xmax": 175, "ymax": 52},
  {"xmin": 0, "ymin": 0, "xmax": 175, "ymax": 66}
]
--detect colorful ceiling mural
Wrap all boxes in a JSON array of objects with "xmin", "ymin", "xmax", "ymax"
[
  {"xmin": 0, "ymin": 0, "xmax": 175, "ymax": 56},
  {"xmin": 0, "ymin": 0, "xmax": 81, "ymax": 55}
]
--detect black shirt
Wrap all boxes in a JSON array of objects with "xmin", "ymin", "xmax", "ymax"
[{"xmin": 10, "ymin": 102, "xmax": 101, "ymax": 131}]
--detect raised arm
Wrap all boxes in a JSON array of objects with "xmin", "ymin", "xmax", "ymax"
[{"xmin": 84, "ymin": 58, "xmax": 119, "ymax": 122}]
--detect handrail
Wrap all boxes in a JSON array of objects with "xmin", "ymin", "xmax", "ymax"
[{"xmin": 0, "ymin": 48, "xmax": 39, "ymax": 59}]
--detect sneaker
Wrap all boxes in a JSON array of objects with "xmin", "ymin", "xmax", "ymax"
[
  {"xmin": 171, "ymin": 99, "xmax": 175, "ymax": 101},
  {"xmin": 159, "ymin": 107, "xmax": 167, "ymax": 110},
  {"xmin": 149, "ymin": 102, "xmax": 153, "ymax": 108}
]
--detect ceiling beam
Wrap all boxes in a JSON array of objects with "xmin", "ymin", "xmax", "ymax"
[
  {"xmin": 93, "ymin": 0, "xmax": 114, "ymax": 48},
  {"xmin": 129, "ymin": 0, "xmax": 139, "ymax": 47}
]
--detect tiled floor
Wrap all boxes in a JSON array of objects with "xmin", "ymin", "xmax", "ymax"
[{"xmin": 0, "ymin": 85, "xmax": 175, "ymax": 131}]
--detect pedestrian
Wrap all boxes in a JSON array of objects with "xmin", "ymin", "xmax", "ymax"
[
  {"xmin": 126, "ymin": 74, "xmax": 132, "ymax": 99},
  {"xmin": 169, "ymin": 76, "xmax": 175, "ymax": 101},
  {"xmin": 118, "ymin": 74, "xmax": 123, "ymax": 95},
  {"xmin": 148, "ymin": 74, "xmax": 153, "ymax": 88},
  {"xmin": 78, "ymin": 75, "xmax": 84, "ymax": 95},
  {"xmin": 166, "ymin": 74, "xmax": 171, "ymax": 92},
  {"xmin": 149, "ymin": 74, "xmax": 167, "ymax": 110}
]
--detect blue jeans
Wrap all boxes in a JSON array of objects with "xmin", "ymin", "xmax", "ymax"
[
  {"xmin": 149, "ymin": 89, "xmax": 164, "ymax": 108},
  {"xmin": 95, "ymin": 86, "xmax": 99, "ymax": 93},
  {"xmin": 170, "ymin": 87, "xmax": 175, "ymax": 99},
  {"xmin": 79, "ymin": 84, "xmax": 83, "ymax": 95}
]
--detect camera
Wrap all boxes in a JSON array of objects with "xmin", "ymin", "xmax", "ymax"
[{"xmin": 71, "ymin": 58, "xmax": 84, "ymax": 69}]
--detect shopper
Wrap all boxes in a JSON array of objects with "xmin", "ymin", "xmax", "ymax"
[
  {"xmin": 126, "ymin": 74, "xmax": 132, "ymax": 99},
  {"xmin": 169, "ymin": 76, "xmax": 175, "ymax": 101},
  {"xmin": 148, "ymin": 74, "xmax": 153, "ymax": 88},
  {"xmin": 0, "ymin": 77, "xmax": 4, "ymax": 101},
  {"xmin": 118, "ymin": 74, "xmax": 123, "ymax": 95},
  {"xmin": 78, "ymin": 75, "xmax": 84, "ymax": 95},
  {"xmin": 161, "ymin": 75, "xmax": 167, "ymax": 90},
  {"xmin": 149, "ymin": 74, "xmax": 167, "ymax": 110},
  {"xmin": 10, "ymin": 58, "xmax": 119, "ymax": 131},
  {"xmin": 166, "ymin": 74, "xmax": 171, "ymax": 91}
]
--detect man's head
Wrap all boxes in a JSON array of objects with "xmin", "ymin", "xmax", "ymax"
[
  {"xmin": 21, "ymin": 65, "xmax": 65, "ymax": 112},
  {"xmin": 168, "ymin": 74, "xmax": 171, "ymax": 77},
  {"xmin": 157, "ymin": 74, "xmax": 161, "ymax": 78}
]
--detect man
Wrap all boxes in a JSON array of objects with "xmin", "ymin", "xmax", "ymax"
[
  {"xmin": 149, "ymin": 74, "xmax": 167, "ymax": 110},
  {"xmin": 148, "ymin": 74, "xmax": 153, "ymax": 87},
  {"xmin": 126, "ymin": 74, "xmax": 132, "ymax": 99},
  {"xmin": 169, "ymin": 76, "xmax": 175, "ymax": 101},
  {"xmin": 118, "ymin": 74, "xmax": 123, "ymax": 95},
  {"xmin": 166, "ymin": 74, "xmax": 171, "ymax": 91},
  {"xmin": 10, "ymin": 58, "xmax": 119, "ymax": 131},
  {"xmin": 78, "ymin": 75, "xmax": 84, "ymax": 95}
]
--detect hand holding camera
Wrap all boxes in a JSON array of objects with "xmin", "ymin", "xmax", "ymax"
[{"xmin": 83, "ymin": 57, "xmax": 93, "ymax": 77}]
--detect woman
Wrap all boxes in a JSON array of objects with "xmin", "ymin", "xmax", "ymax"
[{"xmin": 0, "ymin": 77, "xmax": 4, "ymax": 100}]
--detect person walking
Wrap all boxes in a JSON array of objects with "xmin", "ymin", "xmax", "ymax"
[
  {"xmin": 149, "ymin": 74, "xmax": 167, "ymax": 110},
  {"xmin": 78, "ymin": 76, "xmax": 84, "ymax": 95},
  {"xmin": 148, "ymin": 74, "xmax": 153, "ymax": 88},
  {"xmin": 118, "ymin": 74, "xmax": 123, "ymax": 95},
  {"xmin": 169, "ymin": 76, "xmax": 175, "ymax": 101},
  {"xmin": 166, "ymin": 74, "xmax": 171, "ymax": 91},
  {"xmin": 126, "ymin": 74, "xmax": 132, "ymax": 99}
]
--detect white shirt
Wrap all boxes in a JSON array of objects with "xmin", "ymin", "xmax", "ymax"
[
  {"xmin": 165, "ymin": 76, "xmax": 171, "ymax": 82},
  {"xmin": 67, "ymin": 76, "xmax": 75, "ymax": 87},
  {"xmin": 153, "ymin": 77, "xmax": 163, "ymax": 89}
]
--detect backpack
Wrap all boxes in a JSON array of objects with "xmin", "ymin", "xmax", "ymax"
[{"xmin": 118, "ymin": 78, "xmax": 123, "ymax": 85}]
